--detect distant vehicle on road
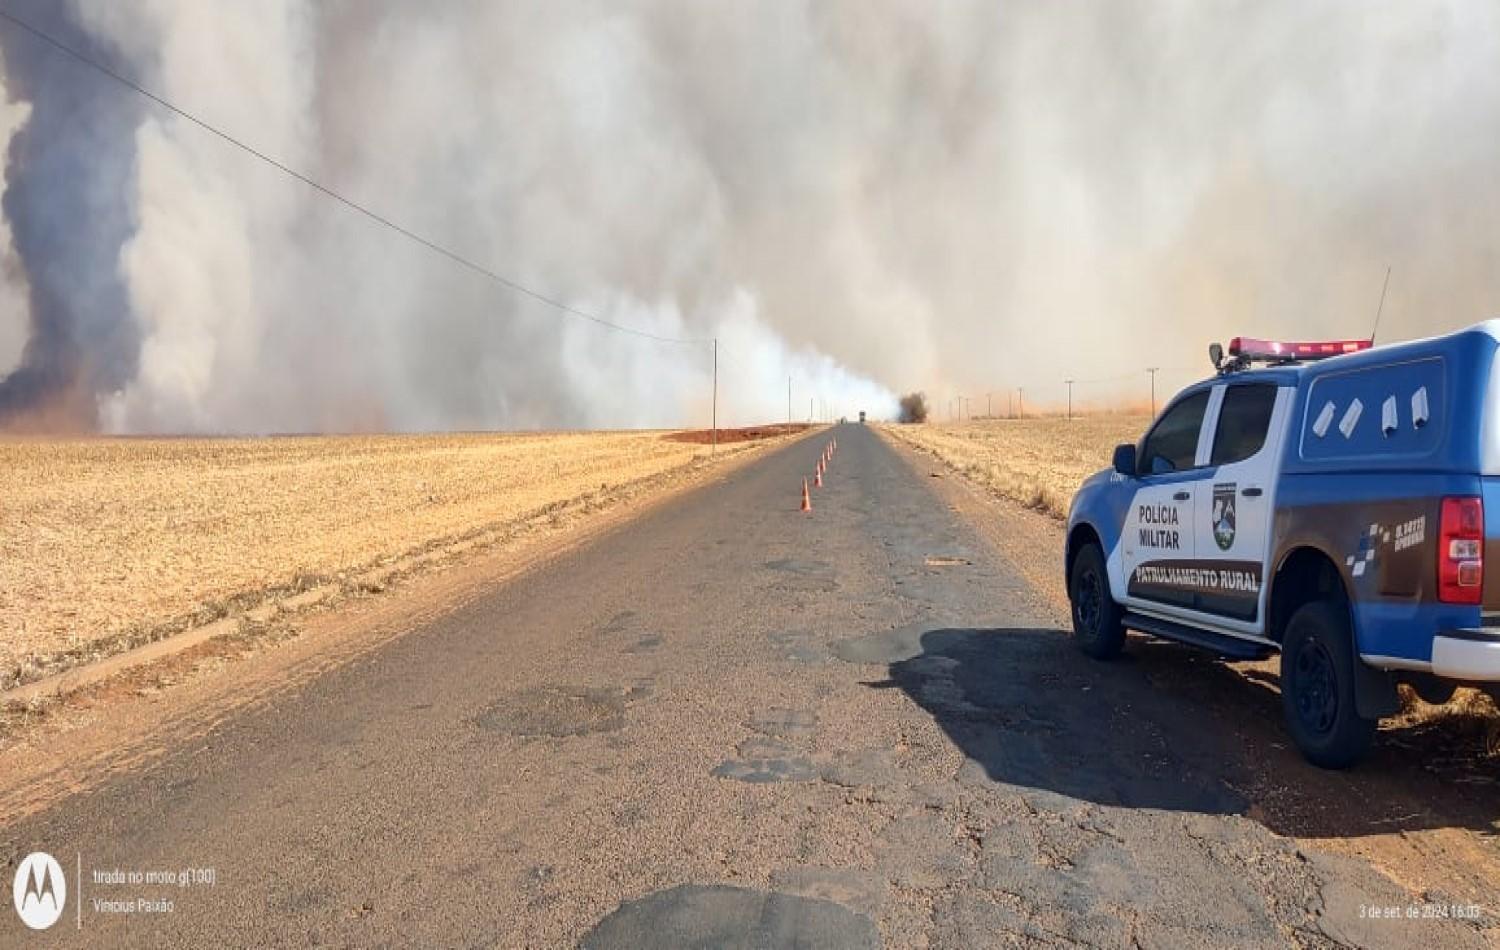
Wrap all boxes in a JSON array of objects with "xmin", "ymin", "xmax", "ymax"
[
  {"xmin": 1065, "ymin": 324, "xmax": 1500, "ymax": 767},
  {"xmin": 859, "ymin": 411, "xmax": 866, "ymax": 423}
]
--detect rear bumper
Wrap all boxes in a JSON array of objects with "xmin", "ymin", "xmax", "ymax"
[{"xmin": 1432, "ymin": 628, "xmax": 1500, "ymax": 681}]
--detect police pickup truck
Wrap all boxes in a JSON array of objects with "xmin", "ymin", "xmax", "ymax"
[{"xmin": 1065, "ymin": 324, "xmax": 1500, "ymax": 767}]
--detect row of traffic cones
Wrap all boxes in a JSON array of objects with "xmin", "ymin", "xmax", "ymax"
[{"xmin": 800, "ymin": 435, "xmax": 839, "ymax": 512}]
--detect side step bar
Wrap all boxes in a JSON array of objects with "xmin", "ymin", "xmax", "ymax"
[{"xmin": 1123, "ymin": 612, "xmax": 1273, "ymax": 661}]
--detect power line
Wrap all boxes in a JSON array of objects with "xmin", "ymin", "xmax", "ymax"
[{"xmin": 0, "ymin": 6, "xmax": 707, "ymax": 347}]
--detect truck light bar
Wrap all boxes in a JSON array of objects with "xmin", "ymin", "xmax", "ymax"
[{"xmin": 1227, "ymin": 337, "xmax": 1372, "ymax": 362}]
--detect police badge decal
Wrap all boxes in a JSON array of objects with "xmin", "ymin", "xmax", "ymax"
[{"xmin": 1212, "ymin": 482, "xmax": 1237, "ymax": 550}]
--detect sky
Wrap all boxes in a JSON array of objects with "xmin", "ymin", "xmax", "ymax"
[{"xmin": 0, "ymin": 0, "xmax": 1497, "ymax": 433}]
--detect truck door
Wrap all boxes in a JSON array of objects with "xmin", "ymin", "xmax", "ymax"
[
  {"xmin": 1122, "ymin": 389, "xmax": 1213, "ymax": 613},
  {"xmin": 1192, "ymin": 382, "xmax": 1285, "ymax": 623}
]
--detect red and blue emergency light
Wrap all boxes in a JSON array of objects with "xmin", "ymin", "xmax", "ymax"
[{"xmin": 1228, "ymin": 337, "xmax": 1373, "ymax": 361}]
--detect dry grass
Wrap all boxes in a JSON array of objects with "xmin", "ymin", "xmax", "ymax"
[
  {"xmin": 882, "ymin": 416, "xmax": 1151, "ymax": 518},
  {"xmin": 1, "ymin": 430, "xmax": 776, "ymax": 688}
]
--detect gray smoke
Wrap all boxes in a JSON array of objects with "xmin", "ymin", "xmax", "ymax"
[
  {"xmin": 0, "ymin": 0, "xmax": 141, "ymax": 429},
  {"xmin": 0, "ymin": 1, "xmax": 1497, "ymax": 432}
]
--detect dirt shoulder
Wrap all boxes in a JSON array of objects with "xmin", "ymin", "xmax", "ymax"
[{"xmin": 876, "ymin": 427, "xmax": 1500, "ymax": 917}]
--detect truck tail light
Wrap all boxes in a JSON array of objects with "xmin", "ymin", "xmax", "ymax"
[{"xmin": 1438, "ymin": 496, "xmax": 1484, "ymax": 604}]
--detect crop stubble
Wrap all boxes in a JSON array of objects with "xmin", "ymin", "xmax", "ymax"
[
  {"xmin": 2, "ymin": 431, "xmax": 764, "ymax": 686},
  {"xmin": 882, "ymin": 415, "xmax": 1150, "ymax": 518}
]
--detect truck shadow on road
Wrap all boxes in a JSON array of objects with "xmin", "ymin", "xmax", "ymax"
[{"xmin": 879, "ymin": 627, "xmax": 1499, "ymax": 840}]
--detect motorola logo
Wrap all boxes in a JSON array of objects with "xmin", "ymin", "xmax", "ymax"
[{"xmin": 12, "ymin": 852, "xmax": 66, "ymax": 930}]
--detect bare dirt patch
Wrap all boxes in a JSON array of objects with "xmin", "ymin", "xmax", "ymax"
[
  {"xmin": 665, "ymin": 423, "xmax": 814, "ymax": 444},
  {"xmin": 1, "ymin": 430, "xmax": 784, "ymax": 690}
]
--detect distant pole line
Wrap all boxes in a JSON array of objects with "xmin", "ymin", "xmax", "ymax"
[{"xmin": 1147, "ymin": 367, "xmax": 1159, "ymax": 417}]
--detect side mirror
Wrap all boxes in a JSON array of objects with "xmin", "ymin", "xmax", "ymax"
[
  {"xmin": 1112, "ymin": 443, "xmax": 1137, "ymax": 477},
  {"xmin": 1209, "ymin": 342, "xmax": 1223, "ymax": 369}
]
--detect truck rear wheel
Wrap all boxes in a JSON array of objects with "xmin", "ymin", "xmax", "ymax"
[
  {"xmin": 1069, "ymin": 543, "xmax": 1125, "ymax": 659},
  {"xmin": 1280, "ymin": 601, "xmax": 1377, "ymax": 768}
]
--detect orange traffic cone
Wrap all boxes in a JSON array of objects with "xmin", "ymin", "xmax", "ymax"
[
  {"xmin": 801, "ymin": 478, "xmax": 812, "ymax": 511},
  {"xmin": 815, "ymin": 461, "xmax": 824, "ymax": 487}
]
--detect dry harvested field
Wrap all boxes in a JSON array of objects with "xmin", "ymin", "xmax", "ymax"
[
  {"xmin": 1, "ymin": 429, "xmax": 787, "ymax": 689},
  {"xmin": 882, "ymin": 415, "xmax": 1151, "ymax": 518}
]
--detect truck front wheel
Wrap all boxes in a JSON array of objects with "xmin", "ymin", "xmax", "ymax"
[
  {"xmin": 1280, "ymin": 601, "xmax": 1377, "ymax": 768},
  {"xmin": 1069, "ymin": 542, "xmax": 1125, "ymax": 659}
]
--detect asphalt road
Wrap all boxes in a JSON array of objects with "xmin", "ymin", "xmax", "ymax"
[{"xmin": 2, "ymin": 424, "xmax": 1492, "ymax": 947}]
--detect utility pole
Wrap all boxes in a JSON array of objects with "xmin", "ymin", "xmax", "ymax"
[
  {"xmin": 1147, "ymin": 367, "xmax": 1159, "ymax": 417},
  {"xmin": 1065, "ymin": 379, "xmax": 1074, "ymax": 421},
  {"xmin": 712, "ymin": 338, "xmax": 718, "ymax": 454},
  {"xmin": 787, "ymin": 376, "xmax": 792, "ymax": 426},
  {"xmin": 810, "ymin": 396, "xmax": 814, "ymax": 423},
  {"xmin": 964, "ymin": 397, "xmax": 970, "ymax": 420},
  {"xmin": 1007, "ymin": 391, "xmax": 1013, "ymax": 419},
  {"xmin": 987, "ymin": 392, "xmax": 992, "ymax": 418},
  {"xmin": 1017, "ymin": 387, "xmax": 1024, "ymax": 419}
]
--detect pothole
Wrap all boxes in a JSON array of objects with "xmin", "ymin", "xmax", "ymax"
[
  {"xmin": 582, "ymin": 885, "xmax": 880, "ymax": 949},
  {"xmin": 764, "ymin": 558, "xmax": 833, "ymax": 575},
  {"xmin": 737, "ymin": 736, "xmax": 798, "ymax": 758},
  {"xmin": 474, "ymin": 686, "xmax": 626, "ymax": 737},
  {"xmin": 747, "ymin": 707, "xmax": 818, "ymax": 738},
  {"xmin": 712, "ymin": 756, "xmax": 819, "ymax": 784},
  {"xmin": 832, "ymin": 625, "xmax": 928, "ymax": 665}
]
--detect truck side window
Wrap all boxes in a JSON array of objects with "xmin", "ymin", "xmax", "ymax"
[
  {"xmin": 1211, "ymin": 384, "xmax": 1278, "ymax": 465},
  {"xmin": 1138, "ymin": 390, "xmax": 1209, "ymax": 475}
]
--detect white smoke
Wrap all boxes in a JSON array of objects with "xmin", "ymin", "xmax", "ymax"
[
  {"xmin": 4, "ymin": 1, "xmax": 1499, "ymax": 429},
  {"xmin": 0, "ymin": 52, "xmax": 30, "ymax": 377},
  {"xmin": 84, "ymin": 0, "xmax": 902, "ymax": 432}
]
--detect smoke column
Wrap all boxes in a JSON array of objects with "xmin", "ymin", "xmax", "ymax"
[
  {"xmin": 0, "ymin": 1, "xmax": 141, "ymax": 429},
  {"xmin": 0, "ymin": 1, "xmax": 1497, "ymax": 432}
]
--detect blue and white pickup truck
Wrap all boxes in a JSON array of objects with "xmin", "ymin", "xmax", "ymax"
[{"xmin": 1065, "ymin": 324, "xmax": 1500, "ymax": 767}]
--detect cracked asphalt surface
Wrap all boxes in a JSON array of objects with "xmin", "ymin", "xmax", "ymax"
[{"xmin": 2, "ymin": 424, "xmax": 1493, "ymax": 946}]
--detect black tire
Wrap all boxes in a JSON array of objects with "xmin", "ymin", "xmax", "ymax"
[
  {"xmin": 1280, "ymin": 601, "xmax": 1377, "ymax": 769},
  {"xmin": 1069, "ymin": 542, "xmax": 1125, "ymax": 659}
]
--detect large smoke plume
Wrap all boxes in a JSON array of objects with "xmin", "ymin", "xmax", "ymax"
[
  {"xmin": 0, "ymin": 2, "xmax": 141, "ymax": 430},
  {"xmin": 0, "ymin": 1, "xmax": 1497, "ymax": 432}
]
